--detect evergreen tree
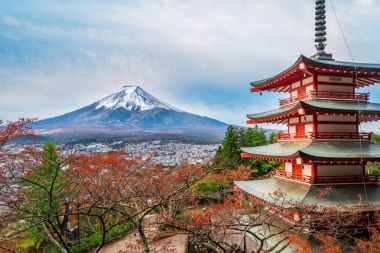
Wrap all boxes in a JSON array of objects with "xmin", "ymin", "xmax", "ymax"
[
  {"xmin": 18, "ymin": 142, "xmax": 68, "ymax": 252},
  {"xmin": 269, "ymin": 130, "xmax": 284, "ymax": 144},
  {"xmin": 372, "ymin": 133, "xmax": 380, "ymax": 144},
  {"xmin": 217, "ymin": 125, "xmax": 240, "ymax": 169},
  {"xmin": 216, "ymin": 125, "xmax": 281, "ymax": 175}
]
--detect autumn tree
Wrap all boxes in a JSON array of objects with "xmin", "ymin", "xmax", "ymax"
[{"xmin": 163, "ymin": 188, "xmax": 377, "ymax": 253}]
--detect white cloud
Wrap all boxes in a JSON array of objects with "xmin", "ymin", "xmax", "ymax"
[{"xmin": 0, "ymin": 0, "xmax": 380, "ymax": 127}]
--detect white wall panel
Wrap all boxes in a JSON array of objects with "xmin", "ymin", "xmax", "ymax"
[
  {"xmin": 303, "ymin": 164, "xmax": 312, "ymax": 177},
  {"xmin": 303, "ymin": 77, "xmax": 313, "ymax": 85},
  {"xmin": 285, "ymin": 162, "xmax": 293, "ymax": 174},
  {"xmin": 305, "ymin": 124, "xmax": 314, "ymax": 133},
  {"xmin": 289, "ymin": 117, "xmax": 300, "ymax": 124}
]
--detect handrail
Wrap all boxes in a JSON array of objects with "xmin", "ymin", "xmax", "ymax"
[
  {"xmin": 279, "ymin": 91, "xmax": 370, "ymax": 106},
  {"xmin": 277, "ymin": 133, "xmax": 311, "ymax": 141},
  {"xmin": 314, "ymin": 132, "xmax": 372, "ymax": 140},
  {"xmin": 276, "ymin": 171, "xmax": 379, "ymax": 185},
  {"xmin": 278, "ymin": 132, "xmax": 372, "ymax": 141},
  {"xmin": 276, "ymin": 171, "xmax": 313, "ymax": 184}
]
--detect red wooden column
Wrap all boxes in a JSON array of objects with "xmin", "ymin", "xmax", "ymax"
[
  {"xmin": 312, "ymin": 163, "xmax": 317, "ymax": 184},
  {"xmin": 311, "ymin": 162, "xmax": 317, "ymax": 184}
]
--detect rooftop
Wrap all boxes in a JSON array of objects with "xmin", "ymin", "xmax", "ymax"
[
  {"xmin": 250, "ymin": 55, "xmax": 380, "ymax": 92},
  {"xmin": 241, "ymin": 141, "xmax": 380, "ymax": 161},
  {"xmin": 247, "ymin": 99, "xmax": 380, "ymax": 124},
  {"xmin": 235, "ymin": 178, "xmax": 380, "ymax": 211}
]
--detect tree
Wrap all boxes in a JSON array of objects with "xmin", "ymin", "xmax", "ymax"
[
  {"xmin": 0, "ymin": 140, "xmax": 77, "ymax": 252},
  {"xmin": 217, "ymin": 125, "xmax": 270, "ymax": 170},
  {"xmin": 164, "ymin": 188, "xmax": 378, "ymax": 253},
  {"xmin": 217, "ymin": 126, "xmax": 240, "ymax": 169},
  {"xmin": 2, "ymin": 119, "xmax": 378, "ymax": 253},
  {"xmin": 372, "ymin": 133, "xmax": 380, "ymax": 144},
  {"xmin": 269, "ymin": 130, "xmax": 284, "ymax": 144}
]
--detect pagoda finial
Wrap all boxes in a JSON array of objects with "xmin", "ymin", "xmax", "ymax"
[
  {"xmin": 315, "ymin": 0, "xmax": 327, "ymax": 52},
  {"xmin": 312, "ymin": 0, "xmax": 333, "ymax": 60}
]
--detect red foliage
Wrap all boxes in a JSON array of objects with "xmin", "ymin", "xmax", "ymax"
[
  {"xmin": 0, "ymin": 118, "xmax": 35, "ymax": 148},
  {"xmin": 314, "ymin": 233, "xmax": 342, "ymax": 253},
  {"xmin": 288, "ymin": 235, "xmax": 312, "ymax": 253},
  {"xmin": 353, "ymin": 227, "xmax": 380, "ymax": 253}
]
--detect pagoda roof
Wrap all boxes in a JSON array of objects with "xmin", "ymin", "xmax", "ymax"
[
  {"xmin": 241, "ymin": 141, "xmax": 380, "ymax": 161},
  {"xmin": 247, "ymin": 99, "xmax": 380, "ymax": 124},
  {"xmin": 234, "ymin": 178, "xmax": 380, "ymax": 211},
  {"xmin": 251, "ymin": 55, "xmax": 380, "ymax": 92}
]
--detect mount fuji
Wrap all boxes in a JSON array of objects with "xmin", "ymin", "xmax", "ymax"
[{"xmin": 32, "ymin": 86, "xmax": 228, "ymax": 143}]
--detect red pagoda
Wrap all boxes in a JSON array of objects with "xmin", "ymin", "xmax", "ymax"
[{"xmin": 235, "ymin": 0, "xmax": 380, "ymax": 216}]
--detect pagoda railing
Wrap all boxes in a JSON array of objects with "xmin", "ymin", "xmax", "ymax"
[
  {"xmin": 279, "ymin": 91, "xmax": 369, "ymax": 106},
  {"xmin": 276, "ymin": 171, "xmax": 313, "ymax": 184},
  {"xmin": 313, "ymin": 132, "xmax": 372, "ymax": 141},
  {"xmin": 278, "ymin": 132, "xmax": 372, "ymax": 141},
  {"xmin": 278, "ymin": 133, "xmax": 311, "ymax": 141},
  {"xmin": 276, "ymin": 171, "xmax": 379, "ymax": 185},
  {"xmin": 315, "ymin": 175, "xmax": 379, "ymax": 184}
]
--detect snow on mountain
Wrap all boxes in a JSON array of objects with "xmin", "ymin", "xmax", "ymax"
[
  {"xmin": 95, "ymin": 85, "xmax": 181, "ymax": 112},
  {"xmin": 32, "ymin": 85, "xmax": 228, "ymax": 142}
]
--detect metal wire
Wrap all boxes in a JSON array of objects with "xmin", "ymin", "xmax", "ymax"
[{"xmin": 328, "ymin": 0, "xmax": 368, "ymax": 201}]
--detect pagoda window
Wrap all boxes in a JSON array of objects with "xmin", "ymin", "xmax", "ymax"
[{"xmin": 317, "ymin": 114, "xmax": 356, "ymax": 122}]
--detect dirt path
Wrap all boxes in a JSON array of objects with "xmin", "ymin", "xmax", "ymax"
[{"xmin": 98, "ymin": 215, "xmax": 187, "ymax": 253}]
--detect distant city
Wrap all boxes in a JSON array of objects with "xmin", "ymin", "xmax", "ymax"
[{"xmin": 8, "ymin": 141, "xmax": 219, "ymax": 167}]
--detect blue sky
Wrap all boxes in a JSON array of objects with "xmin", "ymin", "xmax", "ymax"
[{"xmin": 1, "ymin": 0, "xmax": 380, "ymax": 131}]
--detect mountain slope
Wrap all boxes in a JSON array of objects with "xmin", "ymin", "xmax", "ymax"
[{"xmin": 32, "ymin": 86, "xmax": 228, "ymax": 142}]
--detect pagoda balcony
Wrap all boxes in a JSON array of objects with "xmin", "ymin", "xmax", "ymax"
[
  {"xmin": 278, "ymin": 132, "xmax": 372, "ymax": 142},
  {"xmin": 279, "ymin": 91, "xmax": 370, "ymax": 107},
  {"xmin": 276, "ymin": 171, "xmax": 379, "ymax": 185}
]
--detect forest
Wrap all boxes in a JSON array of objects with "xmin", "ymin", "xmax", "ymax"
[{"xmin": 0, "ymin": 119, "xmax": 379, "ymax": 253}]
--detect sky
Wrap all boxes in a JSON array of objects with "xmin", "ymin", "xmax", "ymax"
[{"xmin": 1, "ymin": 0, "xmax": 380, "ymax": 131}]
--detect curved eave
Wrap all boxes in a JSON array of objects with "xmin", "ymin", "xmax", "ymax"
[
  {"xmin": 299, "ymin": 142, "xmax": 380, "ymax": 161},
  {"xmin": 304, "ymin": 100, "xmax": 380, "ymax": 113},
  {"xmin": 247, "ymin": 102, "xmax": 302, "ymax": 124},
  {"xmin": 241, "ymin": 142, "xmax": 310, "ymax": 160},
  {"xmin": 251, "ymin": 55, "xmax": 380, "ymax": 92},
  {"xmin": 250, "ymin": 56, "xmax": 305, "ymax": 93},
  {"xmin": 242, "ymin": 142, "xmax": 380, "ymax": 162},
  {"xmin": 234, "ymin": 178, "xmax": 380, "ymax": 211},
  {"xmin": 247, "ymin": 100, "xmax": 380, "ymax": 124},
  {"xmin": 304, "ymin": 57, "xmax": 380, "ymax": 72}
]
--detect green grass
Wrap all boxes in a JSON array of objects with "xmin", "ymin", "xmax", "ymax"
[{"xmin": 193, "ymin": 179, "xmax": 223, "ymax": 193}]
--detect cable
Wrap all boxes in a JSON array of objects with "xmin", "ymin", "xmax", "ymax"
[{"xmin": 328, "ymin": 0, "xmax": 368, "ymax": 201}]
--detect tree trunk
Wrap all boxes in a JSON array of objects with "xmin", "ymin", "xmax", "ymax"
[
  {"xmin": 137, "ymin": 220, "xmax": 150, "ymax": 253},
  {"xmin": 42, "ymin": 222, "xmax": 70, "ymax": 253}
]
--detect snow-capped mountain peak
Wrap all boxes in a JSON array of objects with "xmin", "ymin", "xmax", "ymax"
[{"xmin": 95, "ymin": 85, "xmax": 181, "ymax": 112}]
